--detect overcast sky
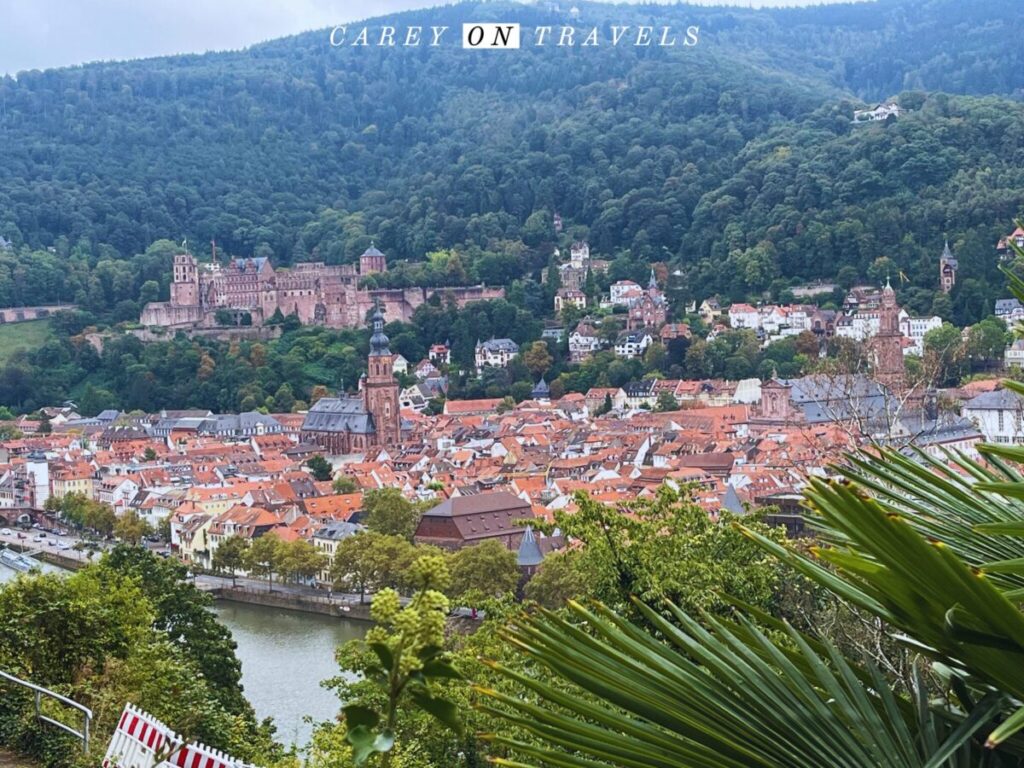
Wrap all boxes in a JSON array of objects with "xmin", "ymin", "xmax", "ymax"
[{"xmin": 0, "ymin": 0, "xmax": 856, "ymax": 75}]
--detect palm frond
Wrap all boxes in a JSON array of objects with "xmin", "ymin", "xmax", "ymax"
[
  {"xmin": 812, "ymin": 446, "xmax": 1024, "ymax": 589},
  {"xmin": 743, "ymin": 475, "xmax": 1024, "ymax": 745},
  {"xmin": 479, "ymin": 599, "xmax": 1001, "ymax": 767}
]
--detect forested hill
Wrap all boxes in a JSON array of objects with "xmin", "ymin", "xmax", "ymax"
[{"xmin": 0, "ymin": 0, "xmax": 1022, "ymax": 321}]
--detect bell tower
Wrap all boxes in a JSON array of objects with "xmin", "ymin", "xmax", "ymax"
[
  {"xmin": 872, "ymin": 278, "xmax": 906, "ymax": 393},
  {"xmin": 363, "ymin": 304, "xmax": 401, "ymax": 448}
]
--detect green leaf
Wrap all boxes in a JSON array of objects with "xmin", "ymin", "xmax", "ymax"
[
  {"xmin": 987, "ymin": 705, "xmax": 1024, "ymax": 747},
  {"xmin": 976, "ymin": 521, "xmax": 1024, "ymax": 536},
  {"xmin": 343, "ymin": 704, "xmax": 380, "ymax": 730},
  {"xmin": 422, "ymin": 658, "xmax": 462, "ymax": 680},
  {"xmin": 416, "ymin": 643, "xmax": 444, "ymax": 661},
  {"xmin": 409, "ymin": 690, "xmax": 464, "ymax": 734},
  {"xmin": 346, "ymin": 725, "xmax": 395, "ymax": 766},
  {"xmin": 369, "ymin": 642, "xmax": 394, "ymax": 670},
  {"xmin": 346, "ymin": 725, "xmax": 377, "ymax": 766}
]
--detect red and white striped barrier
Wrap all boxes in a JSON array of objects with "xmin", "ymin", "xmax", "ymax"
[{"xmin": 101, "ymin": 703, "xmax": 257, "ymax": 768}]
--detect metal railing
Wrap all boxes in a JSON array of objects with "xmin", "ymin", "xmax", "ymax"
[{"xmin": 0, "ymin": 669, "xmax": 93, "ymax": 752}]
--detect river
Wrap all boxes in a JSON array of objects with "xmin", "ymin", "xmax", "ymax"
[
  {"xmin": 211, "ymin": 602, "xmax": 367, "ymax": 747},
  {"xmin": 0, "ymin": 562, "xmax": 367, "ymax": 747}
]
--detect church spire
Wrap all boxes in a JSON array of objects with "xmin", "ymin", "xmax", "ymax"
[{"xmin": 369, "ymin": 301, "xmax": 390, "ymax": 356}]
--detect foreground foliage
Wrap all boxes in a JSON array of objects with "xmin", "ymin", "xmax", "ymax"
[{"xmin": 0, "ymin": 547, "xmax": 282, "ymax": 768}]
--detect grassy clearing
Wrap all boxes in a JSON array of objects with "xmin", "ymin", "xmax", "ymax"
[{"xmin": 0, "ymin": 320, "xmax": 52, "ymax": 366}]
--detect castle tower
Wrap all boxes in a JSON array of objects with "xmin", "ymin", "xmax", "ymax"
[
  {"xmin": 939, "ymin": 239, "xmax": 958, "ymax": 293},
  {"xmin": 872, "ymin": 278, "xmax": 906, "ymax": 393},
  {"xmin": 359, "ymin": 243, "xmax": 387, "ymax": 276},
  {"xmin": 363, "ymin": 304, "xmax": 401, "ymax": 448},
  {"xmin": 170, "ymin": 252, "xmax": 200, "ymax": 307}
]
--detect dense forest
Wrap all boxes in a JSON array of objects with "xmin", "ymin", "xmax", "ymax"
[{"xmin": 0, "ymin": 0, "xmax": 1023, "ymax": 411}]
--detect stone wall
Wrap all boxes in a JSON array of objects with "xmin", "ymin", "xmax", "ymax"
[{"xmin": 0, "ymin": 305, "xmax": 76, "ymax": 323}]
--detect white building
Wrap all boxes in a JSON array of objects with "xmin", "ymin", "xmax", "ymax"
[
  {"xmin": 569, "ymin": 241, "xmax": 590, "ymax": 267},
  {"xmin": 609, "ymin": 280, "xmax": 642, "ymax": 306},
  {"xmin": 555, "ymin": 288, "xmax": 587, "ymax": 313},
  {"xmin": 475, "ymin": 338, "xmax": 519, "ymax": 370},
  {"xmin": 899, "ymin": 315, "xmax": 942, "ymax": 356},
  {"xmin": 614, "ymin": 330, "xmax": 653, "ymax": 359},
  {"xmin": 569, "ymin": 323, "xmax": 602, "ymax": 362},
  {"xmin": 854, "ymin": 102, "xmax": 901, "ymax": 122},
  {"xmin": 1006, "ymin": 339, "xmax": 1024, "ymax": 368},
  {"xmin": 963, "ymin": 389, "xmax": 1024, "ymax": 444},
  {"xmin": 727, "ymin": 303, "xmax": 760, "ymax": 330}
]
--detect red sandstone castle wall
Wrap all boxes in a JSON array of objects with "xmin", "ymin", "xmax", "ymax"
[{"xmin": 153, "ymin": 253, "xmax": 506, "ymax": 331}]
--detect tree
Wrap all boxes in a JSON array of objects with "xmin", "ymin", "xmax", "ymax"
[
  {"xmin": 965, "ymin": 316, "xmax": 1009, "ymax": 370},
  {"xmin": 280, "ymin": 539, "xmax": 328, "ymax": 584},
  {"xmin": 330, "ymin": 532, "xmax": 416, "ymax": 603},
  {"xmin": 333, "ymin": 475, "xmax": 359, "ymax": 494},
  {"xmin": 0, "ymin": 548, "xmax": 281, "ymax": 765},
  {"xmin": 244, "ymin": 533, "xmax": 285, "ymax": 592},
  {"xmin": 114, "ymin": 510, "xmax": 152, "ymax": 545},
  {"xmin": 447, "ymin": 540, "xmax": 520, "ymax": 606},
  {"xmin": 337, "ymin": 555, "xmax": 463, "ymax": 767},
  {"xmin": 523, "ymin": 550, "xmax": 589, "ymax": 609},
  {"xmin": 143, "ymin": 446, "xmax": 157, "ymax": 461},
  {"xmin": 212, "ymin": 535, "xmax": 249, "ymax": 587},
  {"xmin": 95, "ymin": 546, "xmax": 265, "ymax": 724},
  {"xmin": 522, "ymin": 341, "xmax": 553, "ymax": 377},
  {"xmin": 655, "ymin": 390, "xmax": 679, "ymax": 412},
  {"xmin": 363, "ymin": 488, "xmax": 422, "ymax": 540},
  {"xmin": 306, "ymin": 454, "xmax": 334, "ymax": 482},
  {"xmin": 81, "ymin": 499, "xmax": 117, "ymax": 536},
  {"xmin": 534, "ymin": 486, "xmax": 788, "ymax": 620},
  {"xmin": 923, "ymin": 322, "xmax": 964, "ymax": 385}
]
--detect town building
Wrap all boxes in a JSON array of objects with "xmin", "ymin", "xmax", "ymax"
[
  {"xmin": 853, "ymin": 102, "xmax": 901, "ymax": 122},
  {"xmin": 997, "ymin": 226, "xmax": 1024, "ymax": 262},
  {"xmin": 1006, "ymin": 339, "xmax": 1024, "ymax": 368},
  {"xmin": 554, "ymin": 288, "xmax": 587, "ymax": 313},
  {"xmin": 626, "ymin": 271, "xmax": 668, "ymax": 330},
  {"xmin": 475, "ymin": 338, "xmax": 519, "ymax": 370},
  {"xmin": 963, "ymin": 388, "xmax": 1024, "ymax": 444},
  {"xmin": 614, "ymin": 329, "xmax": 654, "ymax": 359},
  {"xmin": 569, "ymin": 320, "xmax": 602, "ymax": 362},
  {"xmin": 413, "ymin": 491, "xmax": 534, "ymax": 550}
]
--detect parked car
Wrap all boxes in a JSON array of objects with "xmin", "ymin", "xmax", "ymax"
[{"xmin": 0, "ymin": 528, "xmax": 12, "ymax": 536}]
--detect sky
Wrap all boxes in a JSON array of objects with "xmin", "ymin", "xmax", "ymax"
[{"xmin": 0, "ymin": 0, "xmax": 857, "ymax": 75}]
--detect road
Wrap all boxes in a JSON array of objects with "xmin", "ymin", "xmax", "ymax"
[{"xmin": 0, "ymin": 525, "xmax": 97, "ymax": 564}]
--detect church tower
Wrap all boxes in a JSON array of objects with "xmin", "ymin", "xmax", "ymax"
[
  {"xmin": 363, "ymin": 304, "xmax": 401, "ymax": 448},
  {"xmin": 872, "ymin": 278, "xmax": 906, "ymax": 393},
  {"xmin": 939, "ymin": 239, "xmax": 958, "ymax": 293}
]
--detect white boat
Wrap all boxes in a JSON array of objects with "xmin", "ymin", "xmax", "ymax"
[{"xmin": 0, "ymin": 548, "xmax": 39, "ymax": 572}]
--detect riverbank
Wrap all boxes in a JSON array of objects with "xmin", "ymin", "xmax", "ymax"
[{"xmin": 207, "ymin": 584, "xmax": 374, "ymax": 621}]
